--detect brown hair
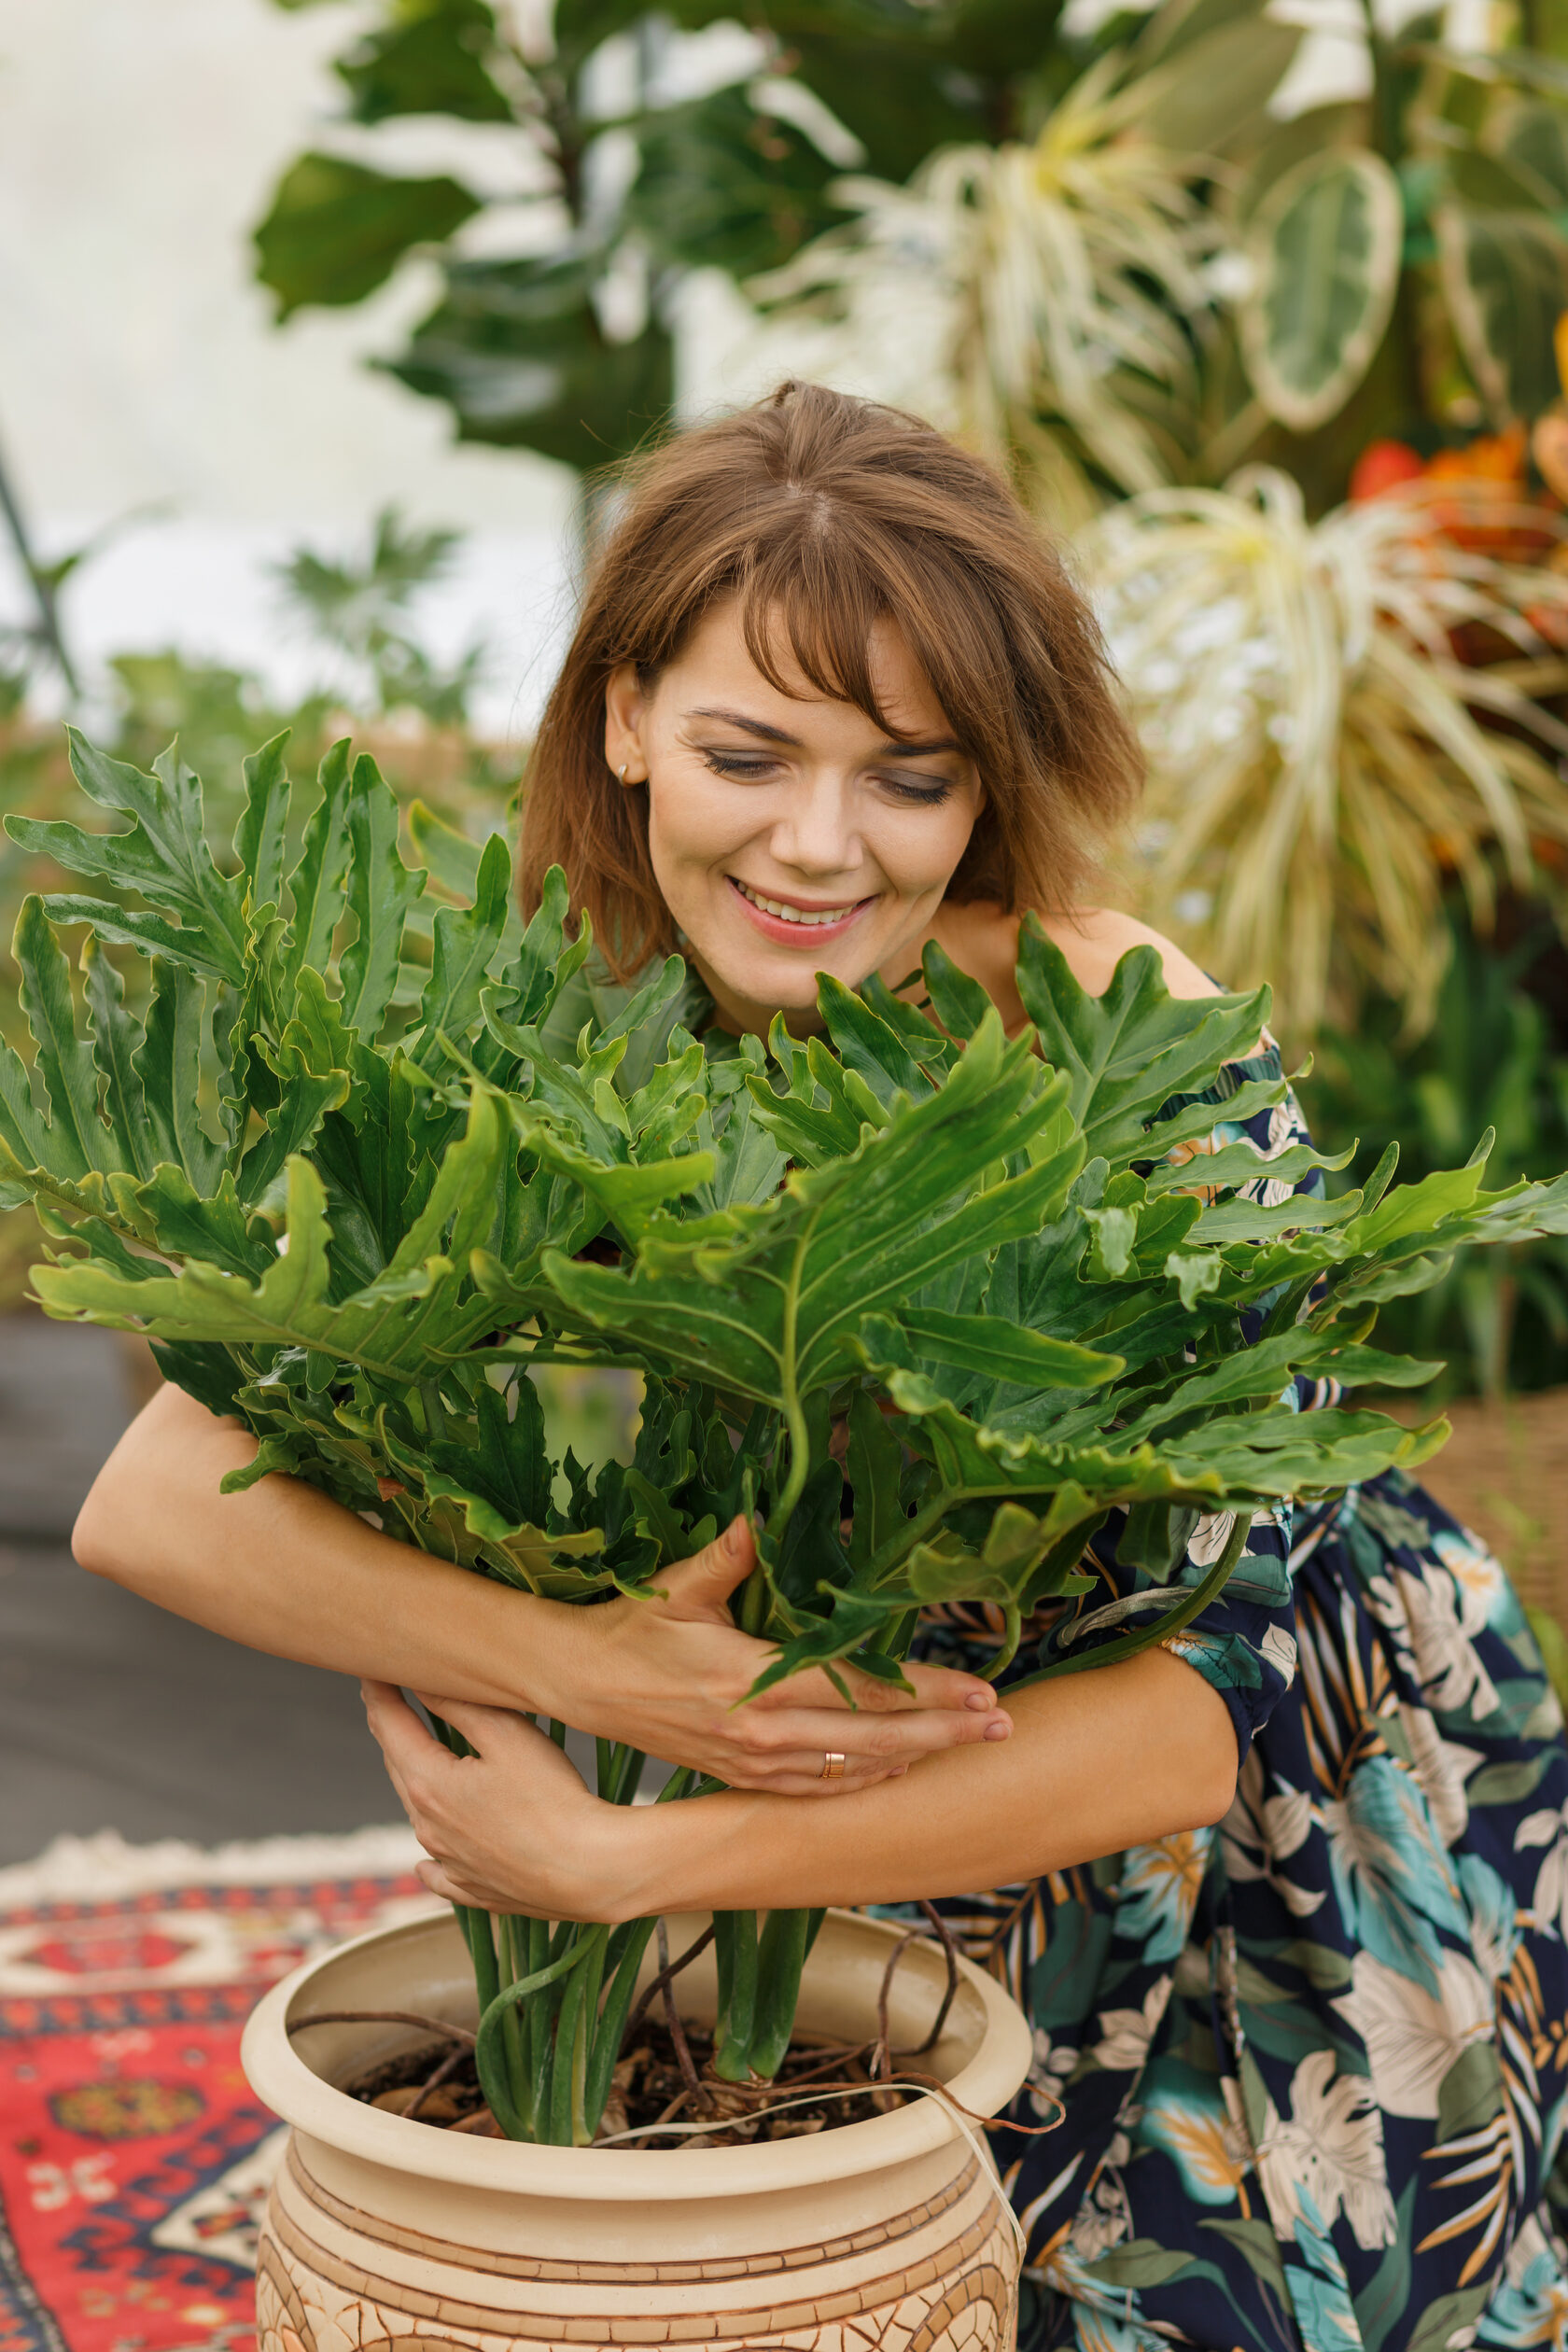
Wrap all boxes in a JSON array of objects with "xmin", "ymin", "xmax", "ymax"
[{"xmin": 521, "ymin": 382, "xmax": 1141, "ymax": 979}]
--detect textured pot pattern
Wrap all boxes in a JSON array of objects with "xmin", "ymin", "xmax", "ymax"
[{"xmin": 243, "ymin": 1910, "xmax": 1035, "ymax": 2352}]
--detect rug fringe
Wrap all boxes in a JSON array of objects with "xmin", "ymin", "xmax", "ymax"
[{"xmin": 0, "ymin": 1824, "xmax": 427, "ymax": 1906}]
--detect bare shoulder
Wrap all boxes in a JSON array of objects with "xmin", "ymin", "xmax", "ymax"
[
  {"xmin": 922, "ymin": 900, "xmax": 1220, "ymax": 1030},
  {"xmin": 1035, "ymin": 908, "xmax": 1222, "ymax": 1002}
]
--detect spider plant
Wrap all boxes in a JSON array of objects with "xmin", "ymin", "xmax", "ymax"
[
  {"xmin": 1089, "ymin": 467, "xmax": 1568, "ymax": 1039},
  {"xmin": 749, "ymin": 50, "xmax": 1221, "ymax": 523}
]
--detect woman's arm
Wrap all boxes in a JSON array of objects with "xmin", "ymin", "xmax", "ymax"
[
  {"xmin": 364, "ymin": 1651, "xmax": 1239, "ymax": 1921},
  {"xmin": 73, "ymin": 1383, "xmax": 1009, "ymax": 1793}
]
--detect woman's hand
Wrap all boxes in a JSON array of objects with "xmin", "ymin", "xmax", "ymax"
[
  {"xmin": 531, "ymin": 1515, "xmax": 1011, "ymax": 1795},
  {"xmin": 363, "ymin": 1683, "xmax": 638, "ymax": 1922}
]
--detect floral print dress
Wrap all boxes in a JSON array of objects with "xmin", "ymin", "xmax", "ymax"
[{"xmin": 909, "ymin": 1045, "xmax": 1568, "ymax": 2352}]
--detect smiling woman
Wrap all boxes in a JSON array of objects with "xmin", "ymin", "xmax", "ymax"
[
  {"xmin": 520, "ymin": 380, "xmax": 1140, "ymax": 1013},
  {"xmin": 67, "ymin": 381, "xmax": 1568, "ymax": 2352}
]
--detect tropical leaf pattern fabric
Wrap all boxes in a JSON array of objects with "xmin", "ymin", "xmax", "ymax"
[{"xmin": 908, "ymin": 1049, "xmax": 1568, "ymax": 2351}]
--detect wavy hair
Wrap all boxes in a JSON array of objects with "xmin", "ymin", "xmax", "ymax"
[{"xmin": 521, "ymin": 382, "xmax": 1141, "ymax": 979}]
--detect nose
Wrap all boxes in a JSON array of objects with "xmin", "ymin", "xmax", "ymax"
[{"xmin": 767, "ymin": 771, "xmax": 860, "ymax": 880}]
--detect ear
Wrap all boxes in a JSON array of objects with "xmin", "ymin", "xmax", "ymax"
[{"xmin": 604, "ymin": 663, "xmax": 650, "ymax": 786}]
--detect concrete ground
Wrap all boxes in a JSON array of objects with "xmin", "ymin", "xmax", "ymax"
[{"xmin": 0, "ymin": 1315, "xmax": 402, "ymax": 1866}]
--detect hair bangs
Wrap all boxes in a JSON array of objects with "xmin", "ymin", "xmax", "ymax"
[
  {"xmin": 521, "ymin": 382, "xmax": 1142, "ymax": 982},
  {"xmin": 735, "ymin": 531, "xmax": 902, "ymax": 742}
]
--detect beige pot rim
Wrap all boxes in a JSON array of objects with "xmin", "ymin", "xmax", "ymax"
[{"xmin": 243, "ymin": 1907, "xmax": 1033, "ymax": 2206}]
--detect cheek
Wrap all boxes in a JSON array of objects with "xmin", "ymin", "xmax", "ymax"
[{"xmin": 871, "ymin": 801, "xmax": 979, "ymax": 896}]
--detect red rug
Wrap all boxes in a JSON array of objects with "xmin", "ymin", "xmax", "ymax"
[{"xmin": 0, "ymin": 1829, "xmax": 431, "ymax": 2352}]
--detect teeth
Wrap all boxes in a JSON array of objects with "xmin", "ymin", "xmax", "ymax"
[{"xmin": 735, "ymin": 879, "xmax": 855, "ymax": 927}]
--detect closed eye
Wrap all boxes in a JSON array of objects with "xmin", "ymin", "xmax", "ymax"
[
  {"xmin": 702, "ymin": 750, "xmax": 777, "ymax": 781},
  {"xmin": 882, "ymin": 776, "xmax": 953, "ymax": 805}
]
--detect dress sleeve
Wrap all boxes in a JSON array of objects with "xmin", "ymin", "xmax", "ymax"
[{"xmin": 1027, "ymin": 1040, "xmax": 1325, "ymax": 1767}]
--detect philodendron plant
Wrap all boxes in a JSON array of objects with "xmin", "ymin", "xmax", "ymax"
[{"xmin": 6, "ymin": 731, "xmax": 1568, "ymax": 2145}]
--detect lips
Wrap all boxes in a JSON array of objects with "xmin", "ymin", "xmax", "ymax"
[{"xmin": 731, "ymin": 877, "xmax": 861, "ymax": 927}]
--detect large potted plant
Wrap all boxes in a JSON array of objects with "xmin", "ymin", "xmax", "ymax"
[{"xmin": 6, "ymin": 731, "xmax": 1567, "ymax": 2345}]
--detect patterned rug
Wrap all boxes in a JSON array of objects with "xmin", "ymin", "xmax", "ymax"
[{"xmin": 0, "ymin": 1827, "xmax": 432, "ymax": 2352}]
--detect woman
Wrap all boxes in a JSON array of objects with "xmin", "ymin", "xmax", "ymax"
[{"xmin": 76, "ymin": 384, "xmax": 1568, "ymax": 2351}]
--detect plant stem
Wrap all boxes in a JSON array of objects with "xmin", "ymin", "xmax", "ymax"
[
  {"xmin": 748, "ymin": 1908, "xmax": 814, "ymax": 2080},
  {"xmin": 1015, "ymin": 1512, "xmax": 1251, "ymax": 1689},
  {"xmin": 711, "ymin": 1911, "xmax": 759, "ymax": 2082},
  {"xmin": 768, "ymin": 1233, "xmax": 812, "ymax": 1535}
]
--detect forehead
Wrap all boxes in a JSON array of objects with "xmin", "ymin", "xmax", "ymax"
[{"xmin": 661, "ymin": 596, "xmax": 953, "ymax": 740}]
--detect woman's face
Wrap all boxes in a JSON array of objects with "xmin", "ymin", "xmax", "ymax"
[{"xmin": 604, "ymin": 599, "xmax": 983, "ymax": 1034}]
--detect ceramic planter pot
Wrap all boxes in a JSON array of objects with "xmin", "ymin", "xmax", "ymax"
[{"xmin": 243, "ymin": 1906, "xmax": 1035, "ymax": 2352}]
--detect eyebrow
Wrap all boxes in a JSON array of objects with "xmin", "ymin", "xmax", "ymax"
[{"xmin": 686, "ymin": 707, "xmax": 961, "ymax": 757}]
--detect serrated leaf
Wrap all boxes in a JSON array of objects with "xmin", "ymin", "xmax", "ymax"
[
  {"xmin": 133, "ymin": 958, "xmax": 224, "ymax": 1194},
  {"xmin": 234, "ymin": 732, "xmax": 292, "ymax": 915},
  {"xmin": 1015, "ymin": 922, "xmax": 1271, "ymax": 1172},
  {"xmin": 287, "ymin": 739, "xmax": 354, "ymax": 984},
  {"xmin": 412, "ymin": 828, "xmax": 512, "ymax": 1071},
  {"xmin": 339, "ymin": 752, "xmax": 426, "ymax": 1040},
  {"xmin": 81, "ymin": 936, "xmax": 151, "ymax": 1181},
  {"xmin": 14, "ymin": 893, "xmax": 127, "ymax": 1185}
]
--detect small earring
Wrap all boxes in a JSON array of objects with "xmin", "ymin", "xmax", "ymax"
[{"xmin": 618, "ymin": 762, "xmax": 627, "ymax": 782}]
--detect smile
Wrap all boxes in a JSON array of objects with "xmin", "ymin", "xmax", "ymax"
[{"xmin": 730, "ymin": 877, "xmax": 870, "ymax": 929}]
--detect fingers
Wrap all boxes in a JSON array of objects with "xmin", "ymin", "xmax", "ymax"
[
  {"xmin": 724, "ymin": 1702, "xmax": 1012, "ymax": 1773},
  {"xmin": 653, "ymin": 1514, "xmax": 756, "ymax": 1617},
  {"xmin": 415, "ymin": 1857, "xmax": 531, "ymax": 1913},
  {"xmin": 775, "ymin": 1659, "xmax": 1001, "ymax": 1717},
  {"xmin": 360, "ymin": 1679, "xmax": 447, "ymax": 1780}
]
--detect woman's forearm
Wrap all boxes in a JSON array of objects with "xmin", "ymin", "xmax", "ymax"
[
  {"xmin": 614, "ymin": 1651, "xmax": 1238, "ymax": 1915},
  {"xmin": 76, "ymin": 1385, "xmax": 1010, "ymax": 1791},
  {"xmin": 73, "ymin": 1382, "xmax": 558, "ymax": 1705}
]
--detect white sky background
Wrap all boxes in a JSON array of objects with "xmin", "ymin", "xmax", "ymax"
[
  {"xmin": 0, "ymin": 0, "xmax": 590, "ymax": 739},
  {"xmin": 0, "ymin": 0, "xmax": 1471, "ymax": 741}
]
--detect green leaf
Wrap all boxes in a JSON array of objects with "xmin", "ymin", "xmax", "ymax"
[
  {"xmin": 132, "ymin": 958, "xmax": 224, "ymax": 1194},
  {"xmin": 872, "ymin": 1308, "xmax": 1123, "ymax": 1390},
  {"xmin": 846, "ymin": 1386, "xmax": 903, "ymax": 1579},
  {"xmin": 920, "ymin": 940, "xmax": 992, "ymax": 1041},
  {"xmin": 388, "ymin": 252, "xmax": 675, "ymax": 470},
  {"xmin": 14, "ymin": 897, "xmax": 109, "ymax": 1180},
  {"xmin": 339, "ymin": 753, "xmax": 426, "ymax": 1041},
  {"xmin": 1491, "ymin": 98, "xmax": 1568, "ymax": 206},
  {"xmin": 1015, "ymin": 923, "xmax": 1271, "ymax": 1173},
  {"xmin": 1354, "ymin": 2181, "xmax": 1417, "ymax": 2352},
  {"xmin": 409, "ymin": 798, "xmax": 484, "ymax": 900},
  {"xmin": 545, "ymin": 1016, "xmax": 1083, "ymax": 1415},
  {"xmin": 1240, "ymin": 148, "xmax": 1403, "ymax": 433},
  {"xmin": 7, "ymin": 732, "xmax": 247, "ymax": 985},
  {"xmin": 286, "ymin": 740, "xmax": 354, "ymax": 985},
  {"xmin": 1086, "ymin": 2239, "xmax": 1198, "ymax": 2289},
  {"xmin": 255, "ymin": 153, "xmax": 481, "ymax": 316},
  {"xmin": 233, "ymin": 732, "xmax": 292, "ymax": 916},
  {"xmin": 627, "ymin": 82, "xmax": 839, "ymax": 276},
  {"xmin": 1437, "ymin": 198, "xmax": 1568, "ymax": 422},
  {"xmin": 412, "ymin": 829, "xmax": 512, "ymax": 1069},
  {"xmin": 1197, "ymin": 2217, "xmax": 1287, "ymax": 2299},
  {"xmin": 81, "ymin": 937, "xmax": 151, "ymax": 1181},
  {"xmin": 1405, "ymin": 2284, "xmax": 1491, "ymax": 2352},
  {"xmin": 336, "ymin": 0, "xmax": 511, "ymax": 125}
]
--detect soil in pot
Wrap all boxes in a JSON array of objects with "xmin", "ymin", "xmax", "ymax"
[{"xmin": 341, "ymin": 2018, "xmax": 928, "ymax": 2149}]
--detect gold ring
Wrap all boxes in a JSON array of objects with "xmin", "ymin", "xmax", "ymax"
[{"xmin": 819, "ymin": 1751, "xmax": 847, "ymax": 1781}]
